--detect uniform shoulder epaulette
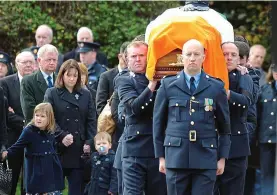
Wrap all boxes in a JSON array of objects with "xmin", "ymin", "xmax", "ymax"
[
  {"xmin": 101, "ymin": 64, "xmax": 108, "ymax": 70},
  {"xmin": 207, "ymin": 74, "xmax": 225, "ymax": 85},
  {"xmin": 161, "ymin": 74, "xmax": 176, "ymax": 80}
]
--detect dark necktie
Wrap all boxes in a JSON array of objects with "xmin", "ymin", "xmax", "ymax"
[
  {"xmin": 190, "ymin": 77, "xmax": 196, "ymax": 94},
  {"xmin": 47, "ymin": 76, "xmax": 53, "ymax": 88}
]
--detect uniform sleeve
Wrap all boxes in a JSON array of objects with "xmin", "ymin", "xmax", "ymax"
[
  {"xmin": 44, "ymin": 88, "xmax": 68, "ymax": 142},
  {"xmin": 7, "ymin": 127, "xmax": 31, "ymax": 156},
  {"xmin": 20, "ymin": 77, "xmax": 37, "ymax": 123},
  {"xmin": 215, "ymin": 86, "xmax": 231, "ymax": 159},
  {"xmin": 96, "ymin": 73, "xmax": 110, "ymax": 115},
  {"xmin": 117, "ymin": 77, "xmax": 154, "ymax": 116},
  {"xmin": 85, "ymin": 92, "xmax": 97, "ymax": 146},
  {"xmin": 153, "ymin": 79, "xmax": 169, "ymax": 158},
  {"xmin": 229, "ymin": 75, "xmax": 253, "ymax": 107}
]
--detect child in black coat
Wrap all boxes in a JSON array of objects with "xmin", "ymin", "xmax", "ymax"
[{"xmin": 84, "ymin": 132, "xmax": 118, "ymax": 195}]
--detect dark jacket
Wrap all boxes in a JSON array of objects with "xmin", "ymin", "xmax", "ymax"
[
  {"xmin": 87, "ymin": 62, "xmax": 107, "ymax": 91},
  {"xmin": 0, "ymin": 74, "xmax": 24, "ymax": 135},
  {"xmin": 96, "ymin": 67, "xmax": 119, "ymax": 115},
  {"xmin": 257, "ymin": 81, "xmax": 277, "ymax": 143},
  {"xmin": 20, "ymin": 70, "xmax": 56, "ymax": 123},
  {"xmin": 44, "ymin": 87, "xmax": 96, "ymax": 168},
  {"xmin": 153, "ymin": 72, "xmax": 231, "ymax": 170},
  {"xmin": 228, "ymin": 70, "xmax": 253, "ymax": 158},
  {"xmin": 85, "ymin": 150, "xmax": 117, "ymax": 195},
  {"xmin": 116, "ymin": 73, "xmax": 157, "ymax": 158},
  {"xmin": 7, "ymin": 125, "xmax": 64, "ymax": 194},
  {"xmin": 0, "ymin": 87, "xmax": 8, "ymax": 146}
]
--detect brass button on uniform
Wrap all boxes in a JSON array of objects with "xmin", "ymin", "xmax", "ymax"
[
  {"xmin": 141, "ymin": 106, "xmax": 144, "ymax": 109},
  {"xmin": 233, "ymin": 102, "xmax": 236, "ymax": 105},
  {"xmin": 191, "ymin": 96, "xmax": 195, "ymax": 100},
  {"xmin": 176, "ymin": 103, "xmax": 179, "ymax": 106},
  {"xmin": 137, "ymin": 131, "xmax": 140, "ymax": 134},
  {"xmin": 211, "ymin": 144, "xmax": 214, "ymax": 148},
  {"xmin": 271, "ymin": 112, "xmax": 274, "ymax": 115},
  {"xmin": 268, "ymin": 140, "xmax": 272, "ymax": 143},
  {"xmin": 191, "ymin": 109, "xmax": 195, "ymax": 113},
  {"xmin": 269, "ymin": 126, "xmax": 273, "ymax": 129},
  {"xmin": 238, "ymin": 131, "xmax": 241, "ymax": 134},
  {"xmin": 190, "ymin": 121, "xmax": 194, "ymax": 125}
]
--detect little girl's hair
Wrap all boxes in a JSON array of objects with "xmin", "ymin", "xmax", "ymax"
[
  {"xmin": 29, "ymin": 103, "xmax": 56, "ymax": 132},
  {"xmin": 94, "ymin": 132, "xmax": 112, "ymax": 145}
]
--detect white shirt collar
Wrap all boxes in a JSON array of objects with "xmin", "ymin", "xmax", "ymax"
[
  {"xmin": 118, "ymin": 64, "xmax": 123, "ymax": 73},
  {"xmin": 17, "ymin": 72, "xmax": 23, "ymax": 83}
]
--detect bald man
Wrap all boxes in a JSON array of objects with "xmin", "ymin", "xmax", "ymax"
[
  {"xmin": 0, "ymin": 51, "xmax": 35, "ymax": 195},
  {"xmin": 63, "ymin": 26, "xmax": 109, "ymax": 68},
  {"xmin": 248, "ymin": 44, "xmax": 267, "ymax": 86},
  {"xmin": 153, "ymin": 39, "xmax": 231, "ymax": 194}
]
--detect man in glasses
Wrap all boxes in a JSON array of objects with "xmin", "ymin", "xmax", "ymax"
[{"xmin": 0, "ymin": 51, "xmax": 35, "ymax": 195}]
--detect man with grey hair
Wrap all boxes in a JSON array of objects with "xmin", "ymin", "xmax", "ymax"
[
  {"xmin": 21, "ymin": 44, "xmax": 58, "ymax": 123},
  {"xmin": 35, "ymin": 24, "xmax": 53, "ymax": 47},
  {"xmin": 63, "ymin": 26, "xmax": 109, "ymax": 68},
  {"xmin": 0, "ymin": 51, "xmax": 35, "ymax": 195}
]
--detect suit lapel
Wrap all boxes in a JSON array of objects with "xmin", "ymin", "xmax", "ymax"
[
  {"xmin": 172, "ymin": 72, "xmax": 191, "ymax": 95},
  {"xmin": 36, "ymin": 71, "xmax": 48, "ymax": 94},
  {"xmin": 193, "ymin": 72, "xmax": 211, "ymax": 95},
  {"xmin": 13, "ymin": 74, "xmax": 20, "ymax": 97}
]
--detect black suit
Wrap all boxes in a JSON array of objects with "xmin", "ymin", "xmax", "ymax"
[
  {"xmin": 0, "ymin": 73, "xmax": 25, "ymax": 195},
  {"xmin": 96, "ymin": 67, "xmax": 119, "ymax": 115}
]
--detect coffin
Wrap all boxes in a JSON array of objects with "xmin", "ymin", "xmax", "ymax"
[{"xmin": 153, "ymin": 49, "xmax": 183, "ymax": 80}]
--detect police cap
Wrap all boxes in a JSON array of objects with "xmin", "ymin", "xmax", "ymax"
[
  {"xmin": 0, "ymin": 51, "xmax": 11, "ymax": 65},
  {"xmin": 77, "ymin": 41, "xmax": 100, "ymax": 53}
]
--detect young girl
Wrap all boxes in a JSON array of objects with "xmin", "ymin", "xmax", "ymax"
[{"xmin": 1, "ymin": 103, "xmax": 64, "ymax": 195}]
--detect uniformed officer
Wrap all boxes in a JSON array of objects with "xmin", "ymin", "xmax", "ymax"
[
  {"xmin": 116, "ymin": 41, "xmax": 166, "ymax": 195},
  {"xmin": 257, "ymin": 63, "xmax": 277, "ymax": 195},
  {"xmin": 153, "ymin": 39, "xmax": 231, "ymax": 195},
  {"xmin": 0, "ymin": 51, "xmax": 13, "ymax": 78},
  {"xmin": 214, "ymin": 42, "xmax": 254, "ymax": 195},
  {"xmin": 77, "ymin": 41, "xmax": 107, "ymax": 90}
]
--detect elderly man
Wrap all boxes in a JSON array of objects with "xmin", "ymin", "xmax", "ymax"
[
  {"xmin": 63, "ymin": 26, "xmax": 109, "ymax": 67},
  {"xmin": 77, "ymin": 41, "xmax": 107, "ymax": 90},
  {"xmin": 116, "ymin": 41, "xmax": 166, "ymax": 195},
  {"xmin": 21, "ymin": 44, "xmax": 58, "ymax": 123},
  {"xmin": 0, "ymin": 51, "xmax": 35, "ymax": 195},
  {"xmin": 24, "ymin": 25, "xmax": 63, "ymax": 72},
  {"xmin": 0, "ymin": 51, "xmax": 13, "ymax": 78},
  {"xmin": 214, "ymin": 42, "xmax": 254, "ymax": 195},
  {"xmin": 248, "ymin": 44, "xmax": 267, "ymax": 86},
  {"xmin": 153, "ymin": 39, "xmax": 231, "ymax": 195}
]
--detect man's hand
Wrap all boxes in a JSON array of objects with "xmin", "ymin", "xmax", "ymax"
[
  {"xmin": 236, "ymin": 65, "xmax": 249, "ymax": 75},
  {"xmin": 108, "ymin": 191, "xmax": 113, "ymax": 195},
  {"xmin": 216, "ymin": 158, "xmax": 226, "ymax": 175},
  {"xmin": 148, "ymin": 80, "xmax": 157, "ymax": 92},
  {"xmin": 83, "ymin": 144, "xmax": 91, "ymax": 153},
  {"xmin": 1, "ymin": 151, "xmax": 8, "ymax": 161},
  {"xmin": 159, "ymin": 157, "xmax": 166, "ymax": 174},
  {"xmin": 8, "ymin": 107, "xmax": 14, "ymax": 113},
  {"xmin": 62, "ymin": 134, "xmax": 74, "ymax": 147},
  {"xmin": 227, "ymin": 90, "xmax": 231, "ymax": 99}
]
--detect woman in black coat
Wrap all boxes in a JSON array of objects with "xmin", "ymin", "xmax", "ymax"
[{"xmin": 44, "ymin": 59, "xmax": 97, "ymax": 195}]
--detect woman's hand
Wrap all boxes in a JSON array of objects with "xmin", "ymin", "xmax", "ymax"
[
  {"xmin": 83, "ymin": 144, "xmax": 91, "ymax": 153},
  {"xmin": 62, "ymin": 134, "xmax": 74, "ymax": 147},
  {"xmin": 1, "ymin": 151, "xmax": 8, "ymax": 161}
]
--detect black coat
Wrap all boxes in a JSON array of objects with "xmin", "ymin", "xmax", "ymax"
[
  {"xmin": 0, "ymin": 74, "xmax": 24, "ymax": 144},
  {"xmin": 44, "ymin": 87, "xmax": 97, "ymax": 168},
  {"xmin": 7, "ymin": 125, "xmax": 64, "ymax": 194},
  {"xmin": 0, "ymin": 87, "xmax": 8, "ymax": 146},
  {"xmin": 96, "ymin": 67, "xmax": 119, "ymax": 115}
]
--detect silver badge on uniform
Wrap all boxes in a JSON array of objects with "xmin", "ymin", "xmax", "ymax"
[{"xmin": 75, "ymin": 94, "xmax": 79, "ymax": 100}]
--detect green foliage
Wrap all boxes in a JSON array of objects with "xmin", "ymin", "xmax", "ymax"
[{"xmin": 0, "ymin": 1, "xmax": 272, "ymax": 68}]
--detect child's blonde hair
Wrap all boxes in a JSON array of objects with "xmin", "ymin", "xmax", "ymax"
[
  {"xmin": 94, "ymin": 132, "xmax": 112, "ymax": 145},
  {"xmin": 29, "ymin": 103, "xmax": 55, "ymax": 132}
]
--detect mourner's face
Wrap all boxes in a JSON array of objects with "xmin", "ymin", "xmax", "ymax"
[
  {"xmin": 273, "ymin": 71, "xmax": 277, "ymax": 81},
  {"xmin": 34, "ymin": 111, "xmax": 48, "ymax": 130},
  {"xmin": 239, "ymin": 55, "xmax": 248, "ymax": 67},
  {"xmin": 182, "ymin": 43, "xmax": 205, "ymax": 75},
  {"xmin": 222, "ymin": 43, "xmax": 239, "ymax": 72},
  {"xmin": 35, "ymin": 28, "xmax": 52, "ymax": 47},
  {"xmin": 16, "ymin": 54, "xmax": 35, "ymax": 76},
  {"xmin": 127, "ymin": 44, "xmax": 148, "ymax": 74},
  {"xmin": 38, "ymin": 52, "xmax": 58, "ymax": 74},
  {"xmin": 95, "ymin": 139, "xmax": 111, "ymax": 155},
  {"xmin": 77, "ymin": 31, "xmax": 93, "ymax": 42},
  {"xmin": 79, "ymin": 51, "xmax": 96, "ymax": 66},
  {"xmin": 63, "ymin": 68, "xmax": 78, "ymax": 89},
  {"xmin": 0, "ymin": 62, "xmax": 8, "ymax": 78},
  {"xmin": 248, "ymin": 47, "xmax": 266, "ymax": 68}
]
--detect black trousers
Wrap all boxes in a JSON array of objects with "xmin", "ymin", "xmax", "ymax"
[
  {"xmin": 259, "ymin": 143, "xmax": 276, "ymax": 195},
  {"xmin": 214, "ymin": 156, "xmax": 248, "ymax": 195}
]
